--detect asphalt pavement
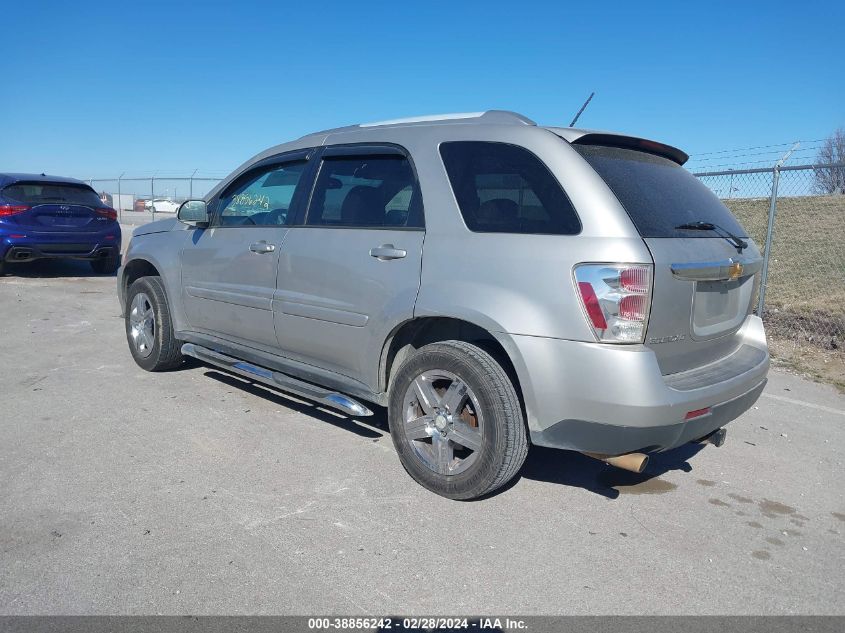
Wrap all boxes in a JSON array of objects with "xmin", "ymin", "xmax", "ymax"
[{"xmin": 0, "ymin": 242, "xmax": 843, "ymax": 615}]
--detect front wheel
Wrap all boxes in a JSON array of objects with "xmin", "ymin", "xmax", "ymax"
[
  {"xmin": 388, "ymin": 340, "xmax": 528, "ymax": 500},
  {"xmin": 125, "ymin": 276, "xmax": 183, "ymax": 371}
]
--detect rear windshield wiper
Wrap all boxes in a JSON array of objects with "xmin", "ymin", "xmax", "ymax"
[{"xmin": 675, "ymin": 221, "xmax": 748, "ymax": 252}]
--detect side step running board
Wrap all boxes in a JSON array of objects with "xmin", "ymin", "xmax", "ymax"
[{"xmin": 180, "ymin": 343, "xmax": 373, "ymax": 417}]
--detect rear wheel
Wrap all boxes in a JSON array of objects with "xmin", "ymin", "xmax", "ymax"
[
  {"xmin": 91, "ymin": 251, "xmax": 120, "ymax": 274},
  {"xmin": 125, "ymin": 276, "xmax": 183, "ymax": 371},
  {"xmin": 388, "ymin": 340, "xmax": 528, "ymax": 500},
  {"xmin": 0, "ymin": 260, "xmax": 5, "ymax": 276}
]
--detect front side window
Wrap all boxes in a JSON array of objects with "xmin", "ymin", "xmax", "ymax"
[
  {"xmin": 217, "ymin": 161, "xmax": 307, "ymax": 227},
  {"xmin": 307, "ymin": 155, "xmax": 421, "ymax": 228},
  {"xmin": 439, "ymin": 141, "xmax": 580, "ymax": 235}
]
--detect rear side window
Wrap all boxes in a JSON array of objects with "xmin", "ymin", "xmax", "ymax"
[
  {"xmin": 572, "ymin": 144, "xmax": 748, "ymax": 238},
  {"xmin": 3, "ymin": 182, "xmax": 104, "ymax": 207},
  {"xmin": 439, "ymin": 141, "xmax": 580, "ymax": 235},
  {"xmin": 307, "ymin": 155, "xmax": 422, "ymax": 228}
]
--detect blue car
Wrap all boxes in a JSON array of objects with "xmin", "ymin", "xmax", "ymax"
[{"xmin": 0, "ymin": 173, "xmax": 122, "ymax": 275}]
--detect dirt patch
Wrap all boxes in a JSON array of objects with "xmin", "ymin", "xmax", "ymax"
[
  {"xmin": 769, "ymin": 337, "xmax": 845, "ymax": 392},
  {"xmin": 728, "ymin": 493, "xmax": 754, "ymax": 504},
  {"xmin": 607, "ymin": 478, "xmax": 678, "ymax": 495},
  {"xmin": 759, "ymin": 499, "xmax": 796, "ymax": 517}
]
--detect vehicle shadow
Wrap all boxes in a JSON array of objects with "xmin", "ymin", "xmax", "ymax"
[
  {"xmin": 514, "ymin": 442, "xmax": 705, "ymax": 499},
  {"xmin": 0, "ymin": 259, "xmax": 115, "ymax": 279},
  {"xmin": 197, "ymin": 366, "xmax": 704, "ymax": 500},
  {"xmin": 203, "ymin": 369, "xmax": 388, "ymax": 440}
]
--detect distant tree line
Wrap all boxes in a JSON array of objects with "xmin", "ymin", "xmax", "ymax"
[{"xmin": 813, "ymin": 128, "xmax": 845, "ymax": 194}]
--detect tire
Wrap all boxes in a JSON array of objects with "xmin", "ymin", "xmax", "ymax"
[
  {"xmin": 388, "ymin": 340, "xmax": 528, "ymax": 500},
  {"xmin": 125, "ymin": 276, "xmax": 183, "ymax": 371},
  {"xmin": 0, "ymin": 260, "xmax": 5, "ymax": 276},
  {"xmin": 91, "ymin": 251, "xmax": 120, "ymax": 274}
]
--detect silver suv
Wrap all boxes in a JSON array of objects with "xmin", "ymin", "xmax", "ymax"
[{"xmin": 118, "ymin": 111, "xmax": 769, "ymax": 499}]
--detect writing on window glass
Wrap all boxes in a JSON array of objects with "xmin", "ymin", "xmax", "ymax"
[{"xmin": 230, "ymin": 192, "xmax": 270, "ymax": 211}]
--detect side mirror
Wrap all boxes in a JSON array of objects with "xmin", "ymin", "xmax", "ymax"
[{"xmin": 177, "ymin": 200, "xmax": 210, "ymax": 227}]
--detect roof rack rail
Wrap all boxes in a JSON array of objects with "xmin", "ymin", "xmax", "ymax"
[{"xmin": 358, "ymin": 110, "xmax": 536, "ymax": 128}]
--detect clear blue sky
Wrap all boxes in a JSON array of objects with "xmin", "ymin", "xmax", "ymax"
[{"xmin": 2, "ymin": 0, "xmax": 842, "ymax": 178}]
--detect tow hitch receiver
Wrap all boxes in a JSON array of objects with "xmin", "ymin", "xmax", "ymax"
[{"xmin": 696, "ymin": 427, "xmax": 727, "ymax": 447}]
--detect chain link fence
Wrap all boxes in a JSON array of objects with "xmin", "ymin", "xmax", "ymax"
[
  {"xmin": 87, "ymin": 174, "xmax": 223, "ymax": 225},
  {"xmin": 695, "ymin": 163, "xmax": 845, "ymax": 386}
]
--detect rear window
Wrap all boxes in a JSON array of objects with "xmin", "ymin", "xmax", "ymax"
[
  {"xmin": 572, "ymin": 144, "xmax": 747, "ymax": 238},
  {"xmin": 439, "ymin": 141, "xmax": 580, "ymax": 235},
  {"xmin": 3, "ymin": 182, "xmax": 104, "ymax": 207}
]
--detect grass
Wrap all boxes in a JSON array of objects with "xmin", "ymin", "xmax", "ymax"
[{"xmin": 724, "ymin": 195, "xmax": 845, "ymax": 389}]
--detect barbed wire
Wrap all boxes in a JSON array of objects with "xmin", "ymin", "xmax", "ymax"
[
  {"xmin": 688, "ymin": 144, "xmax": 824, "ymax": 164},
  {"xmin": 688, "ymin": 138, "xmax": 827, "ymax": 157},
  {"xmin": 687, "ymin": 148, "xmax": 828, "ymax": 171}
]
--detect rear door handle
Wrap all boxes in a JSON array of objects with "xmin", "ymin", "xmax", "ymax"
[
  {"xmin": 369, "ymin": 244, "xmax": 406, "ymax": 260},
  {"xmin": 249, "ymin": 241, "xmax": 276, "ymax": 254}
]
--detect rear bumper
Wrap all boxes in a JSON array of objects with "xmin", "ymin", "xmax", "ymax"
[
  {"xmin": 508, "ymin": 315, "xmax": 770, "ymax": 455},
  {"xmin": 0, "ymin": 228, "xmax": 121, "ymax": 262}
]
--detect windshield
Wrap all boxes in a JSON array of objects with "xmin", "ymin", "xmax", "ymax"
[
  {"xmin": 572, "ymin": 144, "xmax": 748, "ymax": 238},
  {"xmin": 2, "ymin": 182, "xmax": 105, "ymax": 207}
]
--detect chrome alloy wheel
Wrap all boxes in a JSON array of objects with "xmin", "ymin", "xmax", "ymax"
[
  {"xmin": 129, "ymin": 292, "xmax": 155, "ymax": 358},
  {"xmin": 401, "ymin": 370, "xmax": 484, "ymax": 476}
]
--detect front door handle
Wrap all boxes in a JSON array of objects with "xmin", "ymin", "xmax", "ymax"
[
  {"xmin": 369, "ymin": 244, "xmax": 407, "ymax": 260},
  {"xmin": 249, "ymin": 241, "xmax": 276, "ymax": 254}
]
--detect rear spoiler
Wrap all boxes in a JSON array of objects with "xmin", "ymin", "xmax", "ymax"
[{"xmin": 569, "ymin": 133, "xmax": 689, "ymax": 165}]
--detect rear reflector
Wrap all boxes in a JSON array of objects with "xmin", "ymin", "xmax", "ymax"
[
  {"xmin": 0, "ymin": 204, "xmax": 30, "ymax": 217},
  {"xmin": 684, "ymin": 407, "xmax": 712, "ymax": 421},
  {"xmin": 577, "ymin": 281, "xmax": 608, "ymax": 329}
]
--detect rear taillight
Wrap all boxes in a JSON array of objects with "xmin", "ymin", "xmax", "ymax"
[
  {"xmin": 0, "ymin": 204, "xmax": 30, "ymax": 217},
  {"xmin": 96, "ymin": 207, "xmax": 118, "ymax": 221},
  {"xmin": 574, "ymin": 263, "xmax": 653, "ymax": 343}
]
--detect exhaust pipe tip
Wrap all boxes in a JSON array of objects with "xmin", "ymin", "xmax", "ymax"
[{"xmin": 584, "ymin": 451, "xmax": 650, "ymax": 474}]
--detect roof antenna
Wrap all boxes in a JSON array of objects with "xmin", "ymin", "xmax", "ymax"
[{"xmin": 569, "ymin": 92, "xmax": 595, "ymax": 127}]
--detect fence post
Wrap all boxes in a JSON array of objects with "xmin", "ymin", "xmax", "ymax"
[
  {"xmin": 151, "ymin": 176, "xmax": 155, "ymax": 222},
  {"xmin": 757, "ymin": 165, "xmax": 781, "ymax": 316},
  {"xmin": 190, "ymin": 168, "xmax": 197, "ymax": 199},
  {"xmin": 117, "ymin": 173, "xmax": 123, "ymax": 222}
]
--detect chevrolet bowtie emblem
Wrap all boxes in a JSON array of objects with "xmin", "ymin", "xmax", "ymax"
[{"xmin": 728, "ymin": 261, "xmax": 744, "ymax": 280}]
